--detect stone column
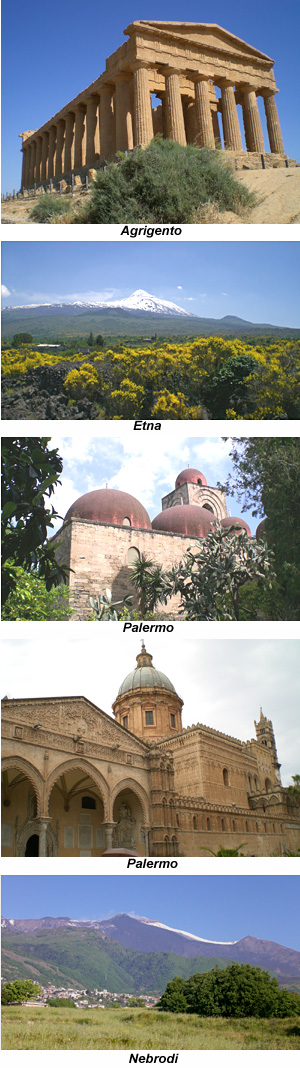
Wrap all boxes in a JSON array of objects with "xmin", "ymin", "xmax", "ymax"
[
  {"xmin": 263, "ymin": 91, "xmax": 285, "ymax": 154},
  {"xmin": 35, "ymin": 137, "xmax": 42, "ymax": 184},
  {"xmin": 41, "ymin": 131, "xmax": 49, "ymax": 181},
  {"xmin": 48, "ymin": 126, "xmax": 57, "ymax": 179},
  {"xmin": 22, "ymin": 147, "xmax": 30, "ymax": 188},
  {"xmin": 103, "ymin": 822, "xmax": 116, "ymax": 850},
  {"xmin": 193, "ymin": 75, "xmax": 215, "ymax": 148},
  {"xmin": 38, "ymin": 820, "xmax": 51, "ymax": 856},
  {"xmin": 55, "ymin": 120, "xmax": 65, "ymax": 177},
  {"xmin": 99, "ymin": 86, "xmax": 115, "ymax": 160},
  {"xmin": 164, "ymin": 68, "xmax": 186, "ymax": 145},
  {"xmin": 242, "ymin": 87, "xmax": 264, "ymax": 152},
  {"xmin": 74, "ymin": 107, "xmax": 86, "ymax": 168},
  {"xmin": 64, "ymin": 113, "xmax": 75, "ymax": 172},
  {"xmin": 85, "ymin": 95, "xmax": 100, "ymax": 164},
  {"xmin": 220, "ymin": 81, "xmax": 243, "ymax": 150},
  {"xmin": 132, "ymin": 62, "xmax": 154, "ymax": 148},
  {"xmin": 28, "ymin": 141, "xmax": 36, "ymax": 187},
  {"xmin": 115, "ymin": 77, "xmax": 134, "ymax": 152}
]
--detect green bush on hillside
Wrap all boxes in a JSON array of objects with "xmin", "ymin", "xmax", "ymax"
[
  {"xmin": 29, "ymin": 195, "xmax": 71, "ymax": 223},
  {"xmin": 158, "ymin": 964, "xmax": 300, "ymax": 1018},
  {"xmin": 84, "ymin": 138, "xmax": 253, "ymax": 224}
]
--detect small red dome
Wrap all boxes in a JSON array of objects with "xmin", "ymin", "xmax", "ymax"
[
  {"xmin": 221, "ymin": 516, "xmax": 251, "ymax": 536},
  {"xmin": 175, "ymin": 468, "xmax": 207, "ymax": 489},
  {"xmin": 65, "ymin": 488, "xmax": 151, "ymax": 529},
  {"xmin": 256, "ymin": 518, "xmax": 268, "ymax": 541},
  {"xmin": 152, "ymin": 505, "xmax": 215, "ymax": 537}
]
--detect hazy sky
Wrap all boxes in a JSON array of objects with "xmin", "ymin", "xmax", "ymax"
[
  {"xmin": 41, "ymin": 433, "xmax": 259, "ymax": 536},
  {"xmin": 2, "ymin": 242, "xmax": 300, "ymax": 326},
  {"xmin": 2, "ymin": 637, "xmax": 299, "ymax": 786},
  {"xmin": 2, "ymin": 0, "xmax": 300, "ymax": 190},
  {"xmin": 2, "ymin": 875, "xmax": 300, "ymax": 949}
]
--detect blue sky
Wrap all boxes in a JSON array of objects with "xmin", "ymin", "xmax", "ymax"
[
  {"xmin": 2, "ymin": 876, "xmax": 300, "ymax": 949},
  {"xmin": 2, "ymin": 1, "xmax": 299, "ymax": 191},
  {"xmin": 2, "ymin": 637, "xmax": 300, "ymax": 784},
  {"xmin": 47, "ymin": 434, "xmax": 256, "ymax": 533},
  {"xmin": 2, "ymin": 242, "xmax": 300, "ymax": 325}
]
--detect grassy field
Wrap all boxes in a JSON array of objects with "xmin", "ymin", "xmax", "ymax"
[{"xmin": 2, "ymin": 1007, "xmax": 300, "ymax": 1050}]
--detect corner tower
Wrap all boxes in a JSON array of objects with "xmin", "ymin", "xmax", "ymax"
[
  {"xmin": 254, "ymin": 708, "xmax": 282, "ymax": 785},
  {"xmin": 112, "ymin": 643, "xmax": 183, "ymax": 741}
]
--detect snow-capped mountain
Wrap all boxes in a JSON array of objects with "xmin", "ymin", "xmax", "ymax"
[
  {"xmin": 2, "ymin": 289, "xmax": 192, "ymax": 317},
  {"xmin": 2, "ymin": 913, "xmax": 300, "ymax": 975}
]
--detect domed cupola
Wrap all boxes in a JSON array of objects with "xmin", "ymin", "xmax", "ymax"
[
  {"xmin": 112, "ymin": 643, "xmax": 183, "ymax": 741},
  {"xmin": 175, "ymin": 468, "xmax": 207, "ymax": 488},
  {"xmin": 152, "ymin": 505, "xmax": 216, "ymax": 538},
  {"xmin": 64, "ymin": 488, "xmax": 151, "ymax": 529}
]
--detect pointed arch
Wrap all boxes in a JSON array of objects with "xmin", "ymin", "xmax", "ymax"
[
  {"xmin": 45, "ymin": 759, "xmax": 110, "ymax": 820},
  {"xmin": 1, "ymin": 756, "xmax": 43, "ymax": 816}
]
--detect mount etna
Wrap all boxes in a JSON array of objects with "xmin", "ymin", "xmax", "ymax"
[
  {"xmin": 2, "ymin": 914, "xmax": 300, "ymax": 994},
  {"xmin": 2, "ymin": 290, "xmax": 298, "ymax": 340}
]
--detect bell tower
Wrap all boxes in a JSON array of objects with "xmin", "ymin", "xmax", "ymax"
[{"xmin": 254, "ymin": 708, "xmax": 282, "ymax": 784}]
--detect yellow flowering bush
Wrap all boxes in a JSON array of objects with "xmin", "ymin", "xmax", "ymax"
[{"xmin": 64, "ymin": 364, "xmax": 99, "ymax": 400}]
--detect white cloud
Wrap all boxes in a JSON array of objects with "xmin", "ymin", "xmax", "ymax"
[
  {"xmin": 1, "ymin": 284, "xmax": 11, "ymax": 298},
  {"xmin": 177, "ymin": 285, "xmax": 183, "ymax": 290}
]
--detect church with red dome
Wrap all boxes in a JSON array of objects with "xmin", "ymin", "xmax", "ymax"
[{"xmin": 53, "ymin": 466, "xmax": 251, "ymax": 619}]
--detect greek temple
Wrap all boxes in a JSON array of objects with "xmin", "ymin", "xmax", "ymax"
[{"xmin": 19, "ymin": 20, "xmax": 286, "ymax": 188}]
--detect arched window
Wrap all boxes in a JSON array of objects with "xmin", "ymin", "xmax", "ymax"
[
  {"xmin": 223, "ymin": 768, "xmax": 229, "ymax": 787},
  {"xmin": 164, "ymin": 835, "xmax": 171, "ymax": 857},
  {"xmin": 82, "ymin": 796, "xmax": 96, "ymax": 809},
  {"xmin": 176, "ymin": 813, "xmax": 179, "ymax": 827},
  {"xmin": 232, "ymin": 819, "xmax": 236, "ymax": 832},
  {"xmin": 123, "ymin": 715, "xmax": 129, "ymax": 730},
  {"xmin": 123, "ymin": 517, "xmax": 131, "ymax": 526},
  {"xmin": 170, "ymin": 713, "xmax": 176, "ymax": 728},
  {"xmin": 193, "ymin": 816, "xmax": 197, "ymax": 830},
  {"xmin": 246, "ymin": 820, "xmax": 249, "ymax": 832},
  {"xmin": 128, "ymin": 546, "xmax": 140, "ymax": 567},
  {"xmin": 273, "ymin": 823, "xmax": 276, "ymax": 833},
  {"xmin": 203, "ymin": 503, "xmax": 214, "ymax": 512},
  {"xmin": 162, "ymin": 798, "xmax": 167, "ymax": 825},
  {"xmin": 265, "ymin": 778, "xmax": 272, "ymax": 793},
  {"xmin": 248, "ymin": 775, "xmax": 253, "ymax": 792},
  {"xmin": 171, "ymin": 836, "xmax": 178, "ymax": 856},
  {"xmin": 207, "ymin": 817, "xmax": 210, "ymax": 830},
  {"xmin": 221, "ymin": 818, "xmax": 225, "ymax": 831},
  {"xmin": 254, "ymin": 777, "xmax": 258, "ymax": 791},
  {"xmin": 256, "ymin": 821, "xmax": 259, "ymax": 832}
]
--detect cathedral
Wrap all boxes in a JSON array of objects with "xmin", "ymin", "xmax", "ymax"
[
  {"xmin": 52, "ymin": 466, "xmax": 255, "ymax": 619},
  {"xmin": 2, "ymin": 644, "xmax": 299, "ymax": 858}
]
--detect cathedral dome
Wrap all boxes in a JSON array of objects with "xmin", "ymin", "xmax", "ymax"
[
  {"xmin": 118, "ymin": 644, "xmax": 176, "ymax": 696},
  {"xmin": 220, "ymin": 516, "xmax": 251, "ymax": 536},
  {"xmin": 152, "ymin": 504, "xmax": 215, "ymax": 537},
  {"xmin": 64, "ymin": 488, "xmax": 151, "ymax": 529},
  {"xmin": 175, "ymin": 468, "xmax": 207, "ymax": 488}
]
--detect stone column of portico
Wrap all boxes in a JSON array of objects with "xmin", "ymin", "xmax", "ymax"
[
  {"xmin": 164, "ymin": 68, "xmax": 186, "ymax": 145},
  {"xmin": 35, "ymin": 137, "xmax": 42, "ymax": 184},
  {"xmin": 115, "ymin": 76, "xmax": 134, "ymax": 152},
  {"xmin": 242, "ymin": 87, "xmax": 264, "ymax": 152},
  {"xmin": 103, "ymin": 822, "xmax": 117, "ymax": 850},
  {"xmin": 219, "ymin": 81, "xmax": 243, "ymax": 150},
  {"xmin": 41, "ymin": 131, "xmax": 49, "ymax": 181},
  {"xmin": 132, "ymin": 62, "xmax": 154, "ymax": 147},
  {"xmin": 48, "ymin": 126, "xmax": 57, "ymax": 179},
  {"xmin": 55, "ymin": 120, "xmax": 65, "ymax": 177},
  {"xmin": 64, "ymin": 113, "xmax": 75, "ymax": 172},
  {"xmin": 38, "ymin": 819, "xmax": 52, "ymax": 857},
  {"xmin": 85, "ymin": 95, "xmax": 100, "ymax": 164},
  {"xmin": 22, "ymin": 147, "xmax": 30, "ymax": 188},
  {"xmin": 193, "ymin": 75, "xmax": 215, "ymax": 148},
  {"xmin": 262, "ymin": 91, "xmax": 285, "ymax": 154},
  {"xmin": 28, "ymin": 141, "xmax": 36, "ymax": 187},
  {"xmin": 183, "ymin": 99, "xmax": 197, "ymax": 144},
  {"xmin": 99, "ymin": 86, "xmax": 115, "ymax": 160},
  {"xmin": 74, "ymin": 107, "xmax": 86, "ymax": 168}
]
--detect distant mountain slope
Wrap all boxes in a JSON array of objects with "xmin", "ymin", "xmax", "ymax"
[
  {"xmin": 2, "ymin": 291, "xmax": 299, "ymax": 340},
  {"xmin": 2, "ymin": 914, "xmax": 300, "ymax": 986}
]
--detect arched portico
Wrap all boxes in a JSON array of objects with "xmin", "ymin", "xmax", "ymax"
[
  {"xmin": 1, "ymin": 759, "xmax": 45, "ymax": 856},
  {"xmin": 46, "ymin": 760, "xmax": 110, "ymax": 856},
  {"xmin": 112, "ymin": 778, "xmax": 150, "ymax": 854}
]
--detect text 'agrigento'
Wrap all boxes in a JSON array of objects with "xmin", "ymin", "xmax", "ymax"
[{"xmin": 120, "ymin": 226, "xmax": 182, "ymax": 238}]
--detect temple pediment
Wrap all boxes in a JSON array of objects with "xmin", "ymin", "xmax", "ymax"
[{"xmin": 124, "ymin": 21, "xmax": 273, "ymax": 65}]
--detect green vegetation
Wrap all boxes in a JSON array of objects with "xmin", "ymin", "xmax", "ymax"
[
  {"xmin": 158, "ymin": 965, "xmax": 300, "ymax": 1018},
  {"xmin": 1, "ymin": 437, "xmax": 68, "ymax": 605},
  {"xmin": 47, "ymin": 998, "xmax": 76, "ymax": 1008},
  {"xmin": 1, "ymin": 980, "xmax": 41, "ymax": 1004},
  {"xmin": 29, "ymin": 194, "xmax": 71, "ymax": 223},
  {"xmin": 2, "ymin": 565, "xmax": 72, "ymax": 620},
  {"xmin": 2, "ymin": 1006, "xmax": 300, "ymax": 1050},
  {"xmin": 76, "ymin": 139, "xmax": 253, "ymax": 224},
  {"xmin": 224, "ymin": 438, "xmax": 300, "ymax": 619},
  {"xmin": 2, "ymin": 337, "xmax": 300, "ymax": 420}
]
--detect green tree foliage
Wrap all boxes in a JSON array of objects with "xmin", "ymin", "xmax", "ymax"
[
  {"xmin": 90, "ymin": 589, "xmax": 133, "ymax": 620},
  {"xmin": 1, "ymin": 437, "xmax": 68, "ymax": 604},
  {"xmin": 223, "ymin": 438, "xmax": 300, "ymax": 618},
  {"xmin": 84, "ymin": 139, "xmax": 252, "ymax": 224},
  {"xmin": 287, "ymin": 775, "xmax": 300, "ymax": 800},
  {"xmin": 1, "ymin": 980, "xmax": 42, "ymax": 1004},
  {"xmin": 47, "ymin": 998, "xmax": 76, "ymax": 1008},
  {"xmin": 130, "ymin": 554, "xmax": 171, "ymax": 617},
  {"xmin": 12, "ymin": 333, "xmax": 33, "ymax": 345},
  {"xmin": 2, "ymin": 565, "xmax": 72, "ymax": 620},
  {"xmin": 158, "ymin": 965, "xmax": 300, "ymax": 1018},
  {"xmin": 29, "ymin": 195, "xmax": 71, "ymax": 223}
]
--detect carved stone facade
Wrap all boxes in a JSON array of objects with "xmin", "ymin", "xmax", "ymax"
[
  {"xmin": 19, "ymin": 20, "xmax": 286, "ymax": 188},
  {"xmin": 2, "ymin": 649, "xmax": 299, "ymax": 858}
]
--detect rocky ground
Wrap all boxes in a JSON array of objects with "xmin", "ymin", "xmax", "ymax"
[
  {"xmin": 1, "ymin": 363, "xmax": 101, "ymax": 420},
  {"xmin": 2, "ymin": 167, "xmax": 300, "ymax": 225}
]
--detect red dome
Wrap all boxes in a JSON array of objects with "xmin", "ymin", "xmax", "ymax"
[
  {"xmin": 152, "ymin": 505, "xmax": 216, "ymax": 537},
  {"xmin": 65, "ymin": 488, "xmax": 151, "ymax": 529},
  {"xmin": 256, "ymin": 518, "xmax": 268, "ymax": 541},
  {"xmin": 221, "ymin": 516, "xmax": 251, "ymax": 536},
  {"xmin": 175, "ymin": 468, "xmax": 207, "ymax": 489}
]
